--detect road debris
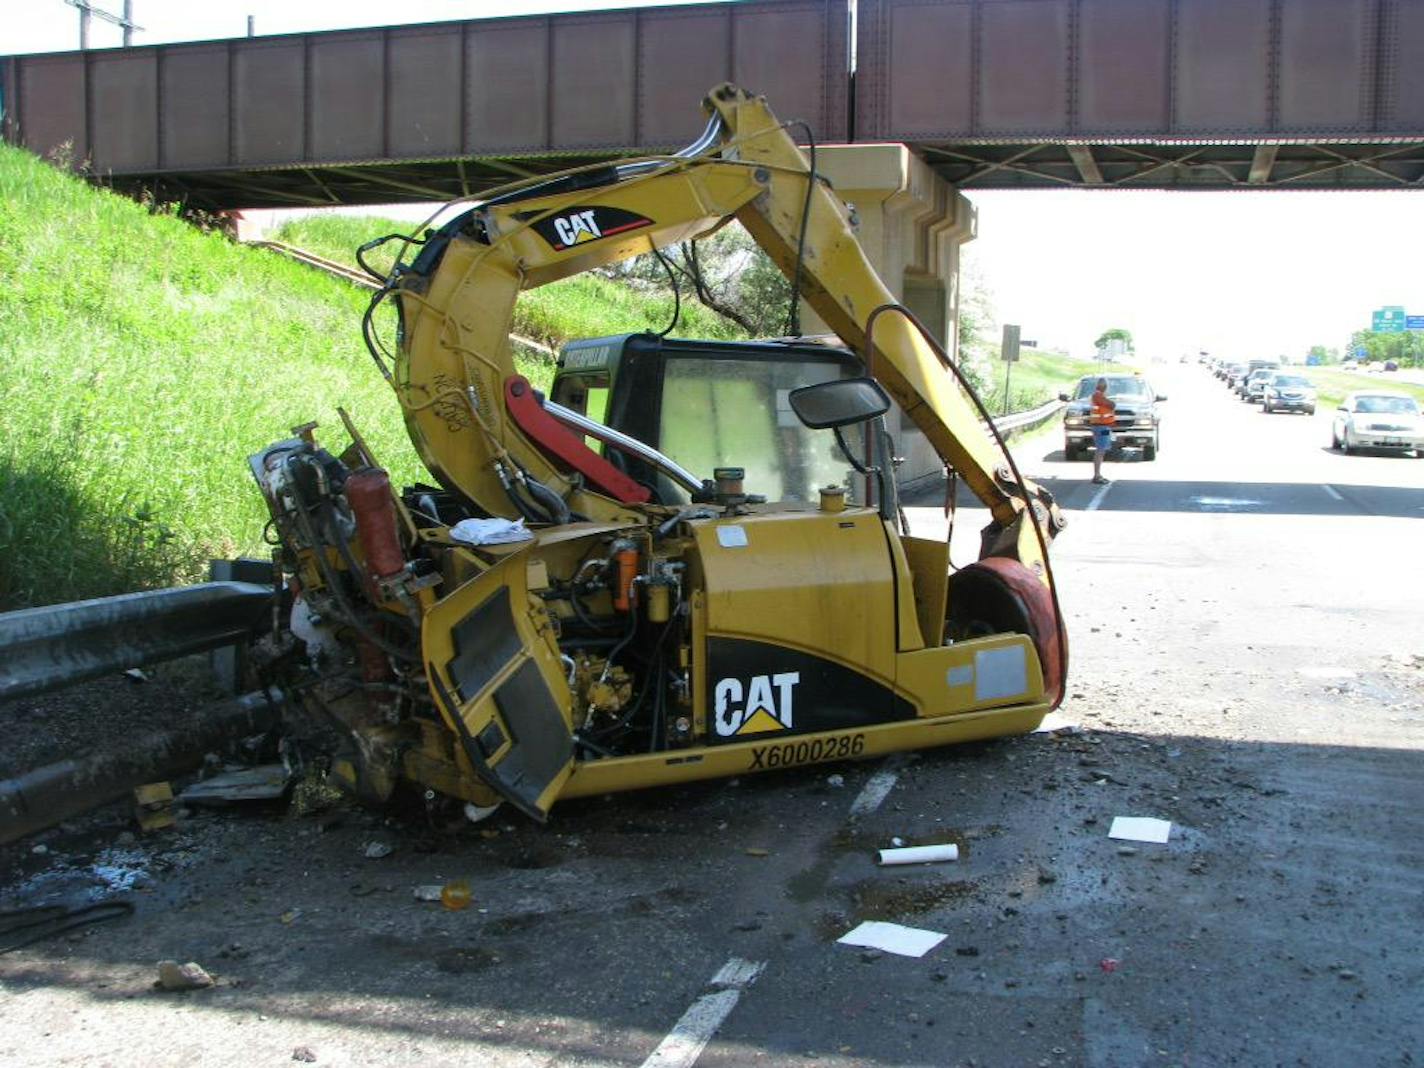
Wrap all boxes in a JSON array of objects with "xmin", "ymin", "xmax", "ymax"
[
  {"xmin": 440, "ymin": 880, "xmax": 472, "ymax": 911},
  {"xmin": 1108, "ymin": 816, "xmax": 1172, "ymax": 844},
  {"xmin": 133, "ymin": 782, "xmax": 175, "ymax": 832},
  {"xmin": 413, "ymin": 885, "xmax": 444, "ymax": 902},
  {"xmin": 363, "ymin": 841, "xmax": 394, "ymax": 859},
  {"xmin": 1099, "ymin": 958, "xmax": 1120, "ymax": 973},
  {"xmin": 877, "ymin": 844, "xmax": 960, "ymax": 866},
  {"xmin": 156, "ymin": 959, "xmax": 214, "ymax": 991},
  {"xmin": 837, "ymin": 921, "xmax": 947, "ymax": 958},
  {"xmin": 179, "ymin": 765, "xmax": 293, "ymax": 806}
]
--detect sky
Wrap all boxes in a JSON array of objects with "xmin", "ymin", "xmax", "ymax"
[{"xmin": 6, "ymin": 0, "xmax": 1422, "ymax": 361}]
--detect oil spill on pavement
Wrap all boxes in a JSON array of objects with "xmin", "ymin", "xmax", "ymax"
[{"xmin": 847, "ymin": 877, "xmax": 977, "ymax": 922}]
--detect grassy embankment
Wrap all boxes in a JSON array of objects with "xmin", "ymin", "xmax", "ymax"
[
  {"xmin": 1292, "ymin": 367, "xmax": 1424, "ymax": 410},
  {"xmin": 981, "ymin": 347, "xmax": 1140, "ymax": 416},
  {"xmin": 0, "ymin": 154, "xmax": 749, "ymax": 609},
  {"xmin": 270, "ymin": 213, "xmax": 743, "ymax": 391}
]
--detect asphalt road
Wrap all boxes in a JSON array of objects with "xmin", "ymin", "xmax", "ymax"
[{"xmin": 2, "ymin": 364, "xmax": 1422, "ymax": 1067}]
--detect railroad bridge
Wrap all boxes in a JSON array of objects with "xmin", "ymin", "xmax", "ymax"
[{"xmin": 5, "ymin": 0, "xmax": 1423, "ymax": 348}]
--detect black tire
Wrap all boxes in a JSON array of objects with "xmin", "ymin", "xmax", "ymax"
[
  {"xmin": 1261, "ymin": 402, "xmax": 1271, "ymax": 413},
  {"xmin": 1342, "ymin": 432, "xmax": 1353, "ymax": 455},
  {"xmin": 1143, "ymin": 432, "xmax": 1158, "ymax": 461},
  {"xmin": 1330, "ymin": 426, "xmax": 1341, "ymax": 450},
  {"xmin": 1305, "ymin": 406, "xmax": 1315, "ymax": 416}
]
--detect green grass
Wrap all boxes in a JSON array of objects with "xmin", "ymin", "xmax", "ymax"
[
  {"xmin": 272, "ymin": 214, "xmax": 747, "ymax": 362},
  {"xmin": 0, "ymin": 154, "xmax": 757, "ymax": 610},
  {"xmin": 0, "ymin": 150, "xmax": 413, "ymax": 607},
  {"xmin": 1291, "ymin": 367, "xmax": 1424, "ymax": 410},
  {"xmin": 980, "ymin": 348, "xmax": 1137, "ymax": 415}
]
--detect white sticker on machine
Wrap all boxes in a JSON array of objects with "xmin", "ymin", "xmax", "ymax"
[
  {"xmin": 716, "ymin": 525, "xmax": 749, "ymax": 548},
  {"xmin": 973, "ymin": 646, "xmax": 1027, "ymax": 701}
]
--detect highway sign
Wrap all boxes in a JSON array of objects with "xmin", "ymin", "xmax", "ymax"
[
  {"xmin": 1372, "ymin": 306, "xmax": 1406, "ymax": 333},
  {"xmin": 1001, "ymin": 323, "xmax": 1021, "ymax": 363},
  {"xmin": 1407, "ymin": 315, "xmax": 1424, "ymax": 331}
]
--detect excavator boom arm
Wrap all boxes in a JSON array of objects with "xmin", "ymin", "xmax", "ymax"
[{"xmin": 390, "ymin": 84, "xmax": 1060, "ymax": 568}]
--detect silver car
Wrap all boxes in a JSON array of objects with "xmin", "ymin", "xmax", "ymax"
[
  {"xmin": 1331, "ymin": 391, "xmax": 1424, "ymax": 455},
  {"xmin": 1261, "ymin": 373, "xmax": 1317, "ymax": 415}
]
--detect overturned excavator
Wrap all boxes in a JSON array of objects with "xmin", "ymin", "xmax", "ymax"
[{"xmin": 249, "ymin": 84, "xmax": 1067, "ymax": 822}]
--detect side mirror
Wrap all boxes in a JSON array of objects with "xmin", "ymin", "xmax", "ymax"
[
  {"xmin": 789, "ymin": 377, "xmax": 891, "ymax": 430},
  {"xmin": 1155, "ymin": 394, "xmax": 1168, "ymax": 402},
  {"xmin": 1057, "ymin": 392, "xmax": 1070, "ymax": 402}
]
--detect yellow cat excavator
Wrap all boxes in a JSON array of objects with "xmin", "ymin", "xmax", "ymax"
[{"xmin": 249, "ymin": 84, "xmax": 1067, "ymax": 821}]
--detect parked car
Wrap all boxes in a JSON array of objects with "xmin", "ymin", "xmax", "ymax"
[
  {"xmin": 1242, "ymin": 369, "xmax": 1277, "ymax": 403},
  {"xmin": 1342, "ymin": 359, "xmax": 1359, "ymax": 370},
  {"xmin": 1261, "ymin": 373, "xmax": 1317, "ymax": 414},
  {"xmin": 1236, "ymin": 360, "xmax": 1280, "ymax": 396},
  {"xmin": 1330, "ymin": 391, "xmax": 1424, "ymax": 455},
  {"xmin": 1060, "ymin": 373, "xmax": 1165, "ymax": 461}
]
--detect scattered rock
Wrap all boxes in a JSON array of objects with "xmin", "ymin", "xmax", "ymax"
[
  {"xmin": 292, "ymin": 1046, "xmax": 317, "ymax": 1063},
  {"xmin": 826, "ymin": 774, "xmax": 845, "ymax": 788},
  {"xmin": 156, "ymin": 960, "xmax": 213, "ymax": 991},
  {"xmin": 859, "ymin": 949, "xmax": 882, "ymax": 964},
  {"xmin": 363, "ymin": 841, "xmax": 394, "ymax": 859},
  {"xmin": 955, "ymin": 946, "xmax": 980, "ymax": 957},
  {"xmin": 31, "ymin": 844, "xmax": 49, "ymax": 856}
]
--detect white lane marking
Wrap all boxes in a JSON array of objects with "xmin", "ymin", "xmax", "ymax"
[
  {"xmin": 1322, "ymin": 484, "xmax": 1344, "ymax": 502},
  {"xmin": 849, "ymin": 760, "xmax": 902, "ymax": 818},
  {"xmin": 1086, "ymin": 481, "xmax": 1113, "ymax": 511},
  {"xmin": 639, "ymin": 958, "xmax": 766, "ymax": 1068}
]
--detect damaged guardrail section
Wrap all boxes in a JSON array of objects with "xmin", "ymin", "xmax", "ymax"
[{"xmin": 0, "ymin": 582, "xmax": 273, "ymax": 702}]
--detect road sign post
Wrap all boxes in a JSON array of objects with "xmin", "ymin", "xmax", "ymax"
[{"xmin": 1001, "ymin": 324, "xmax": 1021, "ymax": 417}]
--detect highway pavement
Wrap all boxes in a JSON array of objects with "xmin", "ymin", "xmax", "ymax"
[{"xmin": 2, "ymin": 364, "xmax": 1421, "ymax": 1067}]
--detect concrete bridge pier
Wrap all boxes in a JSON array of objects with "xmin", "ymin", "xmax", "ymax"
[{"xmin": 803, "ymin": 144, "xmax": 978, "ymax": 488}]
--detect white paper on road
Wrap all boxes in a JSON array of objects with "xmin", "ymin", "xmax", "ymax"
[
  {"xmin": 1108, "ymin": 817, "xmax": 1172, "ymax": 844},
  {"xmin": 1032, "ymin": 712, "xmax": 1080, "ymax": 734},
  {"xmin": 837, "ymin": 921, "xmax": 947, "ymax": 958}
]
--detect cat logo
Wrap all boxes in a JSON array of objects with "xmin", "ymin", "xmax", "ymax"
[
  {"xmin": 553, "ymin": 210, "xmax": 603, "ymax": 248},
  {"xmin": 529, "ymin": 206, "xmax": 654, "ymax": 252},
  {"xmin": 714, "ymin": 672, "xmax": 800, "ymax": 738}
]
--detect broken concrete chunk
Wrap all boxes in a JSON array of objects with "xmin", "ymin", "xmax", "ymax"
[{"xmin": 156, "ymin": 960, "xmax": 213, "ymax": 991}]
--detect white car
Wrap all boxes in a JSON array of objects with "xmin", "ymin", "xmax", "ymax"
[{"xmin": 1331, "ymin": 391, "xmax": 1424, "ymax": 455}]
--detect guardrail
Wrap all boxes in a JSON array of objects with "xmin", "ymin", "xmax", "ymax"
[
  {"xmin": 991, "ymin": 397, "xmax": 1064, "ymax": 435},
  {"xmin": 0, "ymin": 582, "xmax": 272, "ymax": 702}
]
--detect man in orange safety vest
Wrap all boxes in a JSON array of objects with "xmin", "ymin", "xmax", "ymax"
[{"xmin": 1089, "ymin": 378, "xmax": 1116, "ymax": 485}]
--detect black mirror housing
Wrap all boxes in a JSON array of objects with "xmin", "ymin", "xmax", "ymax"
[{"xmin": 789, "ymin": 376, "xmax": 892, "ymax": 430}]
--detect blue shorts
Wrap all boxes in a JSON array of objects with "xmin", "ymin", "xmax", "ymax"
[{"xmin": 1092, "ymin": 426, "xmax": 1113, "ymax": 451}]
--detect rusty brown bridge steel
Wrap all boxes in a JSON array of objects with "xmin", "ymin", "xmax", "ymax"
[{"xmin": 3, "ymin": 0, "xmax": 1424, "ymax": 210}]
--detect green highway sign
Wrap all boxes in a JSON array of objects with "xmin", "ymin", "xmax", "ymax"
[{"xmin": 1372, "ymin": 306, "xmax": 1406, "ymax": 333}]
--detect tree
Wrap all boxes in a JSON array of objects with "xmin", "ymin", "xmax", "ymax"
[
  {"xmin": 597, "ymin": 223, "xmax": 791, "ymax": 338},
  {"xmin": 1094, "ymin": 327, "xmax": 1134, "ymax": 354}
]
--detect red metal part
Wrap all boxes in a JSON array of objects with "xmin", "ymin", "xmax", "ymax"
[
  {"xmin": 503, "ymin": 376, "xmax": 651, "ymax": 504},
  {"xmin": 948, "ymin": 556, "xmax": 1067, "ymax": 711},
  {"xmin": 345, "ymin": 468, "xmax": 406, "ymax": 579}
]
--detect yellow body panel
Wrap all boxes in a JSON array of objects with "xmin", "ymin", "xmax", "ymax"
[{"xmin": 688, "ymin": 509, "xmax": 898, "ymax": 687}]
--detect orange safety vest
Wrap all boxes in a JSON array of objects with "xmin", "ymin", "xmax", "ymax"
[{"xmin": 1090, "ymin": 393, "xmax": 1115, "ymax": 426}]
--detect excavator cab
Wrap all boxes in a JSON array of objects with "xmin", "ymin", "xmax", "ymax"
[{"xmin": 550, "ymin": 333, "xmax": 894, "ymax": 511}]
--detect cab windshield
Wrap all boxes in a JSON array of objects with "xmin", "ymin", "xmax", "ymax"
[{"xmin": 1073, "ymin": 376, "xmax": 1150, "ymax": 400}]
